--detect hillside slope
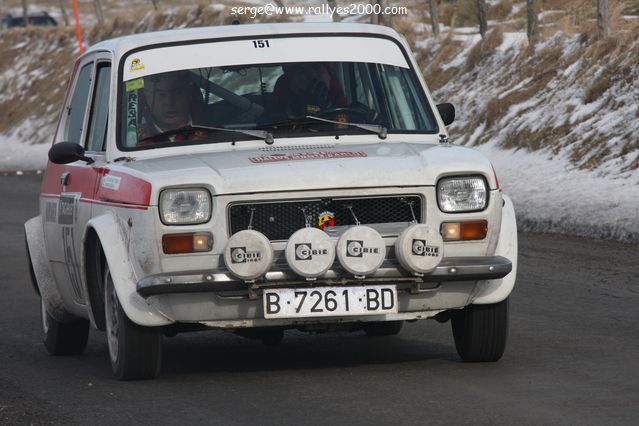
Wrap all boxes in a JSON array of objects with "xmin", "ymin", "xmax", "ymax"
[{"xmin": 0, "ymin": 1, "xmax": 637, "ymax": 240}]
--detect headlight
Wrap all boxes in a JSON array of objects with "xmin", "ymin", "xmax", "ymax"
[
  {"xmin": 437, "ymin": 176, "xmax": 487, "ymax": 213},
  {"xmin": 160, "ymin": 188, "xmax": 211, "ymax": 225}
]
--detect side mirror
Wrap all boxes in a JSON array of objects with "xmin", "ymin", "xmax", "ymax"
[
  {"xmin": 48, "ymin": 142, "xmax": 94, "ymax": 165},
  {"xmin": 436, "ymin": 103, "xmax": 455, "ymax": 126}
]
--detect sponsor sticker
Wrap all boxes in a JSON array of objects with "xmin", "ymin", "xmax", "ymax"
[
  {"xmin": 346, "ymin": 240, "xmax": 380, "ymax": 258},
  {"xmin": 411, "ymin": 239, "xmax": 440, "ymax": 257},
  {"xmin": 101, "ymin": 175, "xmax": 122, "ymax": 191},
  {"xmin": 318, "ymin": 210, "xmax": 335, "ymax": 230},
  {"xmin": 249, "ymin": 151, "xmax": 367, "ymax": 164},
  {"xmin": 294, "ymin": 243, "xmax": 329, "ymax": 261},
  {"xmin": 125, "ymin": 78, "xmax": 144, "ymax": 92},
  {"xmin": 58, "ymin": 193, "xmax": 80, "ymax": 225},
  {"xmin": 230, "ymin": 247, "xmax": 262, "ymax": 264},
  {"xmin": 45, "ymin": 202, "xmax": 57, "ymax": 223},
  {"xmin": 335, "ymin": 113, "xmax": 349, "ymax": 129},
  {"xmin": 126, "ymin": 91, "xmax": 138, "ymax": 147},
  {"xmin": 129, "ymin": 58, "xmax": 145, "ymax": 72}
]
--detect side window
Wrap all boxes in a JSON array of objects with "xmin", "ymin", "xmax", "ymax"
[
  {"xmin": 86, "ymin": 64, "xmax": 111, "ymax": 152},
  {"xmin": 66, "ymin": 63, "xmax": 93, "ymax": 144}
]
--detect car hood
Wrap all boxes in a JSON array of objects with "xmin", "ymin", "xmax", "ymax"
[{"xmin": 124, "ymin": 142, "xmax": 497, "ymax": 196}]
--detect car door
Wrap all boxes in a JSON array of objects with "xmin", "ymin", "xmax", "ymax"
[{"xmin": 41, "ymin": 52, "xmax": 112, "ymax": 307}]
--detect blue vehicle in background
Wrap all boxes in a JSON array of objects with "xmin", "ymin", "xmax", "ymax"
[{"xmin": 1, "ymin": 11, "xmax": 57, "ymax": 29}]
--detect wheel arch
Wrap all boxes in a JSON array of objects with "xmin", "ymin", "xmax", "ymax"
[
  {"xmin": 84, "ymin": 227, "xmax": 107, "ymax": 330},
  {"xmin": 85, "ymin": 212, "xmax": 171, "ymax": 327},
  {"xmin": 471, "ymin": 193, "xmax": 518, "ymax": 304}
]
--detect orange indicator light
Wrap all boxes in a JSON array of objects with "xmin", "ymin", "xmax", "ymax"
[
  {"xmin": 163, "ymin": 233, "xmax": 212, "ymax": 254},
  {"xmin": 441, "ymin": 221, "xmax": 488, "ymax": 241}
]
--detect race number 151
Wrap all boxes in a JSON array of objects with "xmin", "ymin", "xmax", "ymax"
[{"xmin": 252, "ymin": 39, "xmax": 270, "ymax": 48}]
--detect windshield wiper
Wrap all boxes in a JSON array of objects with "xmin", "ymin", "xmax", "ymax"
[
  {"xmin": 257, "ymin": 116, "xmax": 320, "ymax": 129},
  {"xmin": 141, "ymin": 124, "xmax": 274, "ymax": 145},
  {"xmin": 306, "ymin": 115, "xmax": 387, "ymax": 139}
]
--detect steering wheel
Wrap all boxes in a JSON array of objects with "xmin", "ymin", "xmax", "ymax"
[
  {"xmin": 315, "ymin": 106, "xmax": 383, "ymax": 125},
  {"xmin": 315, "ymin": 107, "xmax": 369, "ymax": 120}
]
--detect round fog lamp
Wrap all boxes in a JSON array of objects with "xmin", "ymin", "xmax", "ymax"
[
  {"xmin": 336, "ymin": 226, "xmax": 386, "ymax": 277},
  {"xmin": 395, "ymin": 224, "xmax": 443, "ymax": 274},
  {"xmin": 223, "ymin": 230, "xmax": 273, "ymax": 281},
  {"xmin": 285, "ymin": 227, "xmax": 335, "ymax": 278}
]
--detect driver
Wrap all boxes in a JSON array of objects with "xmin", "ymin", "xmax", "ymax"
[
  {"xmin": 138, "ymin": 70, "xmax": 208, "ymax": 144},
  {"xmin": 269, "ymin": 62, "xmax": 347, "ymax": 120}
]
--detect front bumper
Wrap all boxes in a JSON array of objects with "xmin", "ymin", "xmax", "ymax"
[{"xmin": 137, "ymin": 256, "xmax": 512, "ymax": 298}]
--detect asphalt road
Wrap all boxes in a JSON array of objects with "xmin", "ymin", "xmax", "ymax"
[{"xmin": 1, "ymin": 172, "xmax": 638, "ymax": 425}]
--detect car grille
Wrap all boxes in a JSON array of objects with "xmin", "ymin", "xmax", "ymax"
[{"xmin": 228, "ymin": 195, "xmax": 422, "ymax": 241}]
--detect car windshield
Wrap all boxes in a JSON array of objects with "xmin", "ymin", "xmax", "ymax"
[{"xmin": 120, "ymin": 37, "xmax": 437, "ymax": 149}]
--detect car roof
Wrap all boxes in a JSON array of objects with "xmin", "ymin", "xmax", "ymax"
[{"xmin": 86, "ymin": 22, "xmax": 404, "ymax": 58}]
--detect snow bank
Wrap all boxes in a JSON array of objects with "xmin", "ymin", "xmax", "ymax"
[
  {"xmin": 478, "ymin": 142, "xmax": 639, "ymax": 241},
  {"xmin": 0, "ymin": 119, "xmax": 50, "ymax": 171}
]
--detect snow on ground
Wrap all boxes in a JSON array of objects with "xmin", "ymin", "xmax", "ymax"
[
  {"xmin": 497, "ymin": 32, "xmax": 527, "ymax": 52},
  {"xmin": 477, "ymin": 142, "xmax": 639, "ymax": 241},
  {"xmin": 0, "ymin": 119, "xmax": 51, "ymax": 172}
]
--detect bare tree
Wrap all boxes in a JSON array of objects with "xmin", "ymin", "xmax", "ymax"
[
  {"xmin": 59, "ymin": 0, "xmax": 70, "ymax": 26},
  {"xmin": 327, "ymin": 0, "xmax": 341, "ymax": 22},
  {"xmin": 476, "ymin": 0, "xmax": 488, "ymax": 38},
  {"xmin": 428, "ymin": 0, "xmax": 440, "ymax": 37},
  {"xmin": 370, "ymin": 0, "xmax": 391, "ymax": 26},
  {"xmin": 526, "ymin": 0, "xmax": 539, "ymax": 45},
  {"xmin": 597, "ymin": 0, "xmax": 609, "ymax": 37},
  {"xmin": 150, "ymin": 0, "xmax": 160, "ymax": 11},
  {"xmin": 371, "ymin": 0, "xmax": 381, "ymax": 25},
  {"xmin": 22, "ymin": 0, "xmax": 29, "ymax": 27},
  {"xmin": 94, "ymin": 0, "xmax": 104, "ymax": 25}
]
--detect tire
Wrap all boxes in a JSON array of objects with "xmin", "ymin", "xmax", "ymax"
[
  {"xmin": 104, "ymin": 265, "xmax": 162, "ymax": 380},
  {"xmin": 41, "ymin": 298, "xmax": 90, "ymax": 356},
  {"xmin": 363, "ymin": 320, "xmax": 404, "ymax": 336},
  {"xmin": 451, "ymin": 298, "xmax": 509, "ymax": 362}
]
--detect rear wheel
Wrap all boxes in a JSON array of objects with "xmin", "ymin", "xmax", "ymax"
[
  {"xmin": 41, "ymin": 298, "xmax": 89, "ymax": 356},
  {"xmin": 451, "ymin": 298, "xmax": 509, "ymax": 362},
  {"xmin": 104, "ymin": 265, "xmax": 162, "ymax": 380},
  {"xmin": 363, "ymin": 320, "xmax": 404, "ymax": 336}
]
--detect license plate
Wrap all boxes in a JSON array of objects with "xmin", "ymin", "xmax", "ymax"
[{"xmin": 263, "ymin": 285, "xmax": 397, "ymax": 319}]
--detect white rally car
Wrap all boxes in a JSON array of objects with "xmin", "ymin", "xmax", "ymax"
[{"xmin": 25, "ymin": 23, "xmax": 517, "ymax": 380}]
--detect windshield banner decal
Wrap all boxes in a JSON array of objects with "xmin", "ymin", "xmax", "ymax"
[
  {"xmin": 249, "ymin": 151, "xmax": 367, "ymax": 163},
  {"xmin": 123, "ymin": 37, "xmax": 408, "ymax": 81}
]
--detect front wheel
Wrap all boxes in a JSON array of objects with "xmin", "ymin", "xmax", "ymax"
[
  {"xmin": 104, "ymin": 265, "xmax": 162, "ymax": 380},
  {"xmin": 41, "ymin": 298, "xmax": 90, "ymax": 355},
  {"xmin": 451, "ymin": 298, "xmax": 509, "ymax": 362}
]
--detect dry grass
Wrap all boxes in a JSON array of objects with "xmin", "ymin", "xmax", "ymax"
[
  {"xmin": 425, "ymin": 64, "xmax": 459, "ymax": 92},
  {"xmin": 490, "ymin": 0, "xmax": 514, "ymax": 21},
  {"xmin": 439, "ymin": 0, "xmax": 480, "ymax": 28},
  {"xmin": 483, "ymin": 40, "xmax": 563, "ymax": 126},
  {"xmin": 583, "ymin": 78, "xmax": 610, "ymax": 104},
  {"xmin": 583, "ymin": 58, "xmax": 634, "ymax": 104},
  {"xmin": 0, "ymin": 26, "xmax": 76, "ymax": 141},
  {"xmin": 393, "ymin": 16, "xmax": 423, "ymax": 47},
  {"xmin": 465, "ymin": 27, "xmax": 503, "ymax": 71},
  {"xmin": 569, "ymin": 134, "xmax": 612, "ymax": 170}
]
